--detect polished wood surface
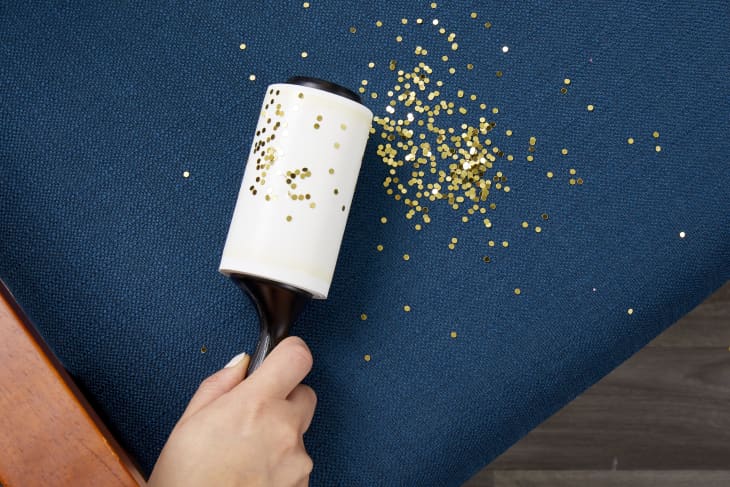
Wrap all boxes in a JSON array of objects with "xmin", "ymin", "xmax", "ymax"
[
  {"xmin": 0, "ymin": 281, "xmax": 144, "ymax": 487},
  {"xmin": 466, "ymin": 282, "xmax": 730, "ymax": 486}
]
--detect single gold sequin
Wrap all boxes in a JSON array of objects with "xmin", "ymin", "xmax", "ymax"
[
  {"xmin": 368, "ymin": 61, "xmax": 375, "ymax": 68},
  {"xmin": 403, "ymin": 253, "xmax": 410, "ymax": 261},
  {"xmin": 470, "ymin": 12, "xmax": 478, "ymax": 18},
  {"xmin": 249, "ymin": 74, "xmax": 256, "ymax": 81},
  {"xmin": 627, "ymin": 137, "xmax": 635, "ymax": 144},
  {"xmin": 484, "ymin": 21, "xmax": 492, "ymax": 29},
  {"xmin": 483, "ymin": 256, "xmax": 491, "ymax": 263},
  {"xmin": 514, "ymin": 288, "xmax": 521, "ymax": 295},
  {"xmin": 239, "ymin": 43, "xmax": 247, "ymax": 50},
  {"xmin": 182, "ymin": 170, "xmax": 190, "ymax": 178},
  {"xmin": 334, "ymin": 142, "xmax": 340, "ymax": 149},
  {"xmin": 364, "ymin": 354, "xmax": 371, "ymax": 362},
  {"xmin": 563, "ymin": 78, "xmax": 571, "ymax": 85},
  {"xmin": 349, "ymin": 26, "xmax": 357, "ymax": 33},
  {"xmin": 627, "ymin": 308, "xmax": 634, "ymax": 315},
  {"xmin": 561, "ymin": 148, "xmax": 568, "ymax": 155},
  {"xmin": 301, "ymin": 51, "xmax": 308, "ymax": 58},
  {"xmin": 430, "ymin": 2, "xmax": 437, "ymax": 8},
  {"xmin": 587, "ymin": 104, "xmax": 595, "ymax": 111},
  {"xmin": 401, "ymin": 17, "xmax": 408, "ymax": 24},
  {"xmin": 328, "ymin": 168, "xmax": 335, "ymax": 174},
  {"xmin": 376, "ymin": 244, "xmax": 384, "ymax": 251},
  {"xmin": 521, "ymin": 221, "xmax": 529, "ymax": 228},
  {"xmin": 506, "ymin": 129, "xmax": 513, "ymax": 136},
  {"xmin": 535, "ymin": 226, "xmax": 542, "ymax": 233},
  {"xmin": 303, "ymin": 1, "xmax": 310, "ymax": 7},
  {"xmin": 376, "ymin": 20, "xmax": 383, "ymax": 27},
  {"xmin": 403, "ymin": 305, "xmax": 411, "ymax": 312},
  {"xmin": 541, "ymin": 213, "xmax": 549, "ymax": 220},
  {"xmin": 679, "ymin": 231, "xmax": 686, "ymax": 239},
  {"xmin": 286, "ymin": 215, "xmax": 292, "ymax": 222},
  {"xmin": 450, "ymin": 331, "xmax": 458, "ymax": 338},
  {"xmin": 547, "ymin": 171, "xmax": 554, "ymax": 179},
  {"xmin": 502, "ymin": 241, "xmax": 509, "ymax": 247},
  {"xmin": 655, "ymin": 145, "xmax": 662, "ymax": 152},
  {"xmin": 380, "ymin": 216, "xmax": 388, "ymax": 224},
  {"xmin": 360, "ymin": 313, "xmax": 367, "ymax": 321},
  {"xmin": 496, "ymin": 70, "xmax": 503, "ymax": 77},
  {"xmin": 200, "ymin": 345, "xmax": 207, "ymax": 353},
  {"xmin": 653, "ymin": 131, "xmax": 660, "ymax": 138}
]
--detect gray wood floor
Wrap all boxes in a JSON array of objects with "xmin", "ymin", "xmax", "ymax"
[{"xmin": 464, "ymin": 282, "xmax": 730, "ymax": 486}]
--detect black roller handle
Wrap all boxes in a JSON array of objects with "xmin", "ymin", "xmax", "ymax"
[{"xmin": 232, "ymin": 274, "xmax": 312, "ymax": 375}]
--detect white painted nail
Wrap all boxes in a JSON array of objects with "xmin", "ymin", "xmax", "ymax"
[{"xmin": 224, "ymin": 352, "xmax": 247, "ymax": 368}]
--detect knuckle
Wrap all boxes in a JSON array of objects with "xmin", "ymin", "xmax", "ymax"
[
  {"xmin": 286, "ymin": 340, "xmax": 313, "ymax": 371},
  {"xmin": 298, "ymin": 384, "xmax": 317, "ymax": 407},
  {"xmin": 198, "ymin": 373, "xmax": 222, "ymax": 391},
  {"xmin": 279, "ymin": 423, "xmax": 301, "ymax": 450},
  {"xmin": 300, "ymin": 453, "xmax": 314, "ymax": 475}
]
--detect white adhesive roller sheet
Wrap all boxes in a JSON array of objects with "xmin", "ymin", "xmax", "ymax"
[{"xmin": 220, "ymin": 81, "xmax": 373, "ymax": 298}]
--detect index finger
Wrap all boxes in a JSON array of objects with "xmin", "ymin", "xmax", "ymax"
[{"xmin": 243, "ymin": 336, "xmax": 313, "ymax": 398}]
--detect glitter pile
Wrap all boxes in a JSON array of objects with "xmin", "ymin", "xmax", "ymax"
[{"xmin": 359, "ymin": 14, "xmax": 587, "ymax": 249}]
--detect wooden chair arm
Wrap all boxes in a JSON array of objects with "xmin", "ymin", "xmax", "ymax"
[{"xmin": 0, "ymin": 280, "xmax": 145, "ymax": 487}]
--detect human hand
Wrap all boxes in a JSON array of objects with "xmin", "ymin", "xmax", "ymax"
[{"xmin": 147, "ymin": 336, "xmax": 317, "ymax": 487}]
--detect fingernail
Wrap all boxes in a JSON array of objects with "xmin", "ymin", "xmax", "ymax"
[{"xmin": 225, "ymin": 352, "xmax": 247, "ymax": 368}]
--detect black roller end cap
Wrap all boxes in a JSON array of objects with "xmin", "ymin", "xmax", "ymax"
[{"xmin": 286, "ymin": 76, "xmax": 362, "ymax": 104}]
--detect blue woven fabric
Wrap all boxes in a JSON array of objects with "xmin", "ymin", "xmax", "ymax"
[{"xmin": 1, "ymin": 1, "xmax": 728, "ymax": 485}]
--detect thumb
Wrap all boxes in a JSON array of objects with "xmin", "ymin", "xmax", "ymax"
[{"xmin": 180, "ymin": 352, "xmax": 250, "ymax": 421}]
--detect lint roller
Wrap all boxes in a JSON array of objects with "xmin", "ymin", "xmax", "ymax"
[{"xmin": 220, "ymin": 77, "xmax": 373, "ymax": 373}]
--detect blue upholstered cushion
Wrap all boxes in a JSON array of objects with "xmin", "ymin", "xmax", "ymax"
[{"xmin": 1, "ymin": 1, "xmax": 728, "ymax": 485}]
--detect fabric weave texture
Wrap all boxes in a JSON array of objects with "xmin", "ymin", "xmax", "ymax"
[{"xmin": 1, "ymin": 1, "xmax": 728, "ymax": 485}]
